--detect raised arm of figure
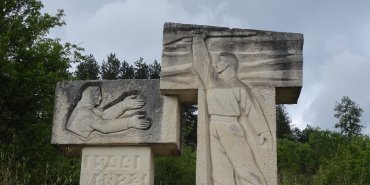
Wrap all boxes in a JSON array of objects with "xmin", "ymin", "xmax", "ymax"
[{"xmin": 192, "ymin": 33, "xmax": 217, "ymax": 88}]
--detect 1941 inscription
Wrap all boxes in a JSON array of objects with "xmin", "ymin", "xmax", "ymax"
[
  {"xmin": 82, "ymin": 154, "xmax": 140, "ymax": 170},
  {"xmin": 81, "ymin": 152, "xmax": 150, "ymax": 185}
]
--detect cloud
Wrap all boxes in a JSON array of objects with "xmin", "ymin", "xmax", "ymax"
[
  {"xmin": 41, "ymin": 0, "xmax": 370, "ymax": 135},
  {"xmin": 43, "ymin": 0, "xmax": 246, "ymax": 64},
  {"xmin": 289, "ymin": 39, "xmax": 370, "ymax": 134}
]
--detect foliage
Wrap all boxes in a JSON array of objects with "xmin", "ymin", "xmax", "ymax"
[
  {"xmin": 313, "ymin": 135, "xmax": 370, "ymax": 184},
  {"xmin": 182, "ymin": 105, "xmax": 198, "ymax": 149},
  {"xmin": 276, "ymin": 105, "xmax": 292, "ymax": 139},
  {"xmin": 101, "ymin": 53, "xmax": 121, "ymax": 80},
  {"xmin": 133, "ymin": 57, "xmax": 150, "ymax": 79},
  {"xmin": 278, "ymin": 126, "xmax": 370, "ymax": 185},
  {"xmin": 278, "ymin": 138, "xmax": 315, "ymax": 174},
  {"xmin": 0, "ymin": 136, "xmax": 80, "ymax": 185},
  {"xmin": 75, "ymin": 54, "xmax": 100, "ymax": 80},
  {"xmin": 334, "ymin": 96, "xmax": 364, "ymax": 137},
  {"xmin": 0, "ymin": 0, "xmax": 82, "ymax": 184},
  {"xmin": 155, "ymin": 147, "xmax": 196, "ymax": 185},
  {"xmin": 120, "ymin": 60, "xmax": 135, "ymax": 79},
  {"xmin": 149, "ymin": 60, "xmax": 161, "ymax": 79}
]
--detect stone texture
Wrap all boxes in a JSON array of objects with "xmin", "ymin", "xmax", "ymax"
[
  {"xmin": 80, "ymin": 146, "xmax": 154, "ymax": 185},
  {"xmin": 160, "ymin": 23, "xmax": 303, "ymax": 185},
  {"xmin": 51, "ymin": 79, "xmax": 180, "ymax": 156},
  {"xmin": 161, "ymin": 22, "xmax": 303, "ymax": 104}
]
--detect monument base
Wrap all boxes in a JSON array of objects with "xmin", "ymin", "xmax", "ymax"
[{"xmin": 80, "ymin": 146, "xmax": 154, "ymax": 185}]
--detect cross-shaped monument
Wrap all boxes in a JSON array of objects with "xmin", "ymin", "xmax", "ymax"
[
  {"xmin": 51, "ymin": 22, "xmax": 303, "ymax": 185},
  {"xmin": 160, "ymin": 23, "xmax": 303, "ymax": 185}
]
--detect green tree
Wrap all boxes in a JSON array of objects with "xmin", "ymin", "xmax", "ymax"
[
  {"xmin": 0, "ymin": 0, "xmax": 82, "ymax": 141},
  {"xmin": 134, "ymin": 57, "xmax": 149, "ymax": 79},
  {"xmin": 120, "ymin": 60, "xmax": 135, "ymax": 79},
  {"xmin": 276, "ymin": 105, "xmax": 292, "ymax": 139},
  {"xmin": 291, "ymin": 125, "xmax": 316, "ymax": 143},
  {"xmin": 75, "ymin": 54, "xmax": 100, "ymax": 80},
  {"xmin": 0, "ymin": 0, "xmax": 81, "ymax": 184},
  {"xmin": 101, "ymin": 53, "xmax": 121, "ymax": 80},
  {"xmin": 334, "ymin": 96, "xmax": 364, "ymax": 137},
  {"xmin": 149, "ymin": 60, "xmax": 161, "ymax": 79},
  {"xmin": 182, "ymin": 105, "xmax": 197, "ymax": 149}
]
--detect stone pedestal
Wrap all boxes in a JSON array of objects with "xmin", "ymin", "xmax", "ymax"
[{"xmin": 80, "ymin": 146, "xmax": 154, "ymax": 185}]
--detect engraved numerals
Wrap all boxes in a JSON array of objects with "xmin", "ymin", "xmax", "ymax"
[
  {"xmin": 90, "ymin": 174, "xmax": 148, "ymax": 185},
  {"xmin": 82, "ymin": 153, "xmax": 149, "ymax": 185}
]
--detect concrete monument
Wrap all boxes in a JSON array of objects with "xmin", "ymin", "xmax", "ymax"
[
  {"xmin": 52, "ymin": 80, "xmax": 181, "ymax": 184},
  {"xmin": 52, "ymin": 22, "xmax": 303, "ymax": 185},
  {"xmin": 160, "ymin": 23, "xmax": 303, "ymax": 185}
]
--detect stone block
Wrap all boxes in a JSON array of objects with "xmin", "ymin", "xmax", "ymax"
[
  {"xmin": 51, "ymin": 80, "xmax": 180, "ymax": 156},
  {"xmin": 160, "ymin": 22, "xmax": 303, "ymax": 104}
]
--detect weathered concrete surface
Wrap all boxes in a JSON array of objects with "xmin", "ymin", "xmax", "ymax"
[
  {"xmin": 80, "ymin": 146, "xmax": 154, "ymax": 185},
  {"xmin": 161, "ymin": 22, "xmax": 303, "ymax": 104},
  {"xmin": 51, "ymin": 80, "xmax": 180, "ymax": 156},
  {"xmin": 160, "ymin": 23, "xmax": 303, "ymax": 185}
]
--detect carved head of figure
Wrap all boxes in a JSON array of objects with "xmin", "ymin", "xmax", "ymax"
[
  {"xmin": 80, "ymin": 86, "xmax": 102, "ymax": 108},
  {"xmin": 216, "ymin": 52, "xmax": 238, "ymax": 80}
]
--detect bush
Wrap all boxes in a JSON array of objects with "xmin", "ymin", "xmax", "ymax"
[{"xmin": 155, "ymin": 147, "xmax": 196, "ymax": 185}]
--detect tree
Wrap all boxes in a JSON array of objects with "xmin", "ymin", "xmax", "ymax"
[
  {"xmin": 334, "ymin": 96, "xmax": 364, "ymax": 137},
  {"xmin": 134, "ymin": 57, "xmax": 149, "ymax": 79},
  {"xmin": 182, "ymin": 105, "xmax": 197, "ymax": 149},
  {"xmin": 0, "ymin": 0, "xmax": 81, "ymax": 184},
  {"xmin": 149, "ymin": 60, "xmax": 161, "ymax": 79},
  {"xmin": 101, "ymin": 53, "xmax": 121, "ymax": 80},
  {"xmin": 120, "ymin": 60, "xmax": 135, "ymax": 79},
  {"xmin": 75, "ymin": 54, "xmax": 100, "ymax": 80},
  {"xmin": 276, "ymin": 105, "xmax": 292, "ymax": 139},
  {"xmin": 0, "ymin": 0, "xmax": 81, "ymax": 141}
]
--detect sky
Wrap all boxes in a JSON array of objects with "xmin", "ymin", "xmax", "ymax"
[{"xmin": 41, "ymin": 0, "xmax": 370, "ymax": 135}]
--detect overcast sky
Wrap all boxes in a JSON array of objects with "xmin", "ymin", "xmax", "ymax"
[{"xmin": 41, "ymin": 0, "xmax": 370, "ymax": 135}]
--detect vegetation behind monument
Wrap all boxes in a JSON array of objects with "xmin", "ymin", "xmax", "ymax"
[{"xmin": 0, "ymin": 1, "xmax": 369, "ymax": 184}]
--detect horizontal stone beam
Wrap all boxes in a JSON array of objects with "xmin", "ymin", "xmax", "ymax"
[{"xmin": 160, "ymin": 23, "xmax": 303, "ymax": 104}]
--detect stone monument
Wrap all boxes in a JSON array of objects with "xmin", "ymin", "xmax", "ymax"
[
  {"xmin": 160, "ymin": 23, "xmax": 303, "ymax": 185},
  {"xmin": 52, "ymin": 80, "xmax": 181, "ymax": 185},
  {"xmin": 51, "ymin": 22, "xmax": 303, "ymax": 185}
]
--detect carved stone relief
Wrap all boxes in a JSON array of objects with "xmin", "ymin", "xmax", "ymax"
[
  {"xmin": 66, "ymin": 85, "xmax": 151, "ymax": 139},
  {"xmin": 51, "ymin": 80, "xmax": 181, "ymax": 156},
  {"xmin": 160, "ymin": 23, "xmax": 303, "ymax": 185},
  {"xmin": 192, "ymin": 33, "xmax": 273, "ymax": 185}
]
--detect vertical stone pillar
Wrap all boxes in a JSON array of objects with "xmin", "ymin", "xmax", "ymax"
[
  {"xmin": 80, "ymin": 146, "xmax": 154, "ymax": 185},
  {"xmin": 196, "ymin": 89, "xmax": 212, "ymax": 185}
]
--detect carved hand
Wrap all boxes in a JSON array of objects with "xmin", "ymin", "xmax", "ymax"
[
  {"xmin": 122, "ymin": 95, "xmax": 145, "ymax": 111},
  {"xmin": 128, "ymin": 115, "xmax": 151, "ymax": 130}
]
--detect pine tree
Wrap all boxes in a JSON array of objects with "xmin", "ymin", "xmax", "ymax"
[
  {"xmin": 276, "ymin": 104, "xmax": 292, "ymax": 139},
  {"xmin": 149, "ymin": 60, "xmax": 161, "ymax": 79},
  {"xmin": 120, "ymin": 60, "xmax": 135, "ymax": 79},
  {"xmin": 101, "ymin": 53, "xmax": 121, "ymax": 80},
  {"xmin": 134, "ymin": 57, "xmax": 149, "ymax": 79},
  {"xmin": 75, "ymin": 54, "xmax": 100, "ymax": 80}
]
